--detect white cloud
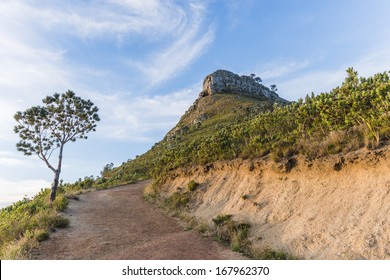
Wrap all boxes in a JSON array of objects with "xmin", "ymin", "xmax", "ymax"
[
  {"xmin": 88, "ymin": 84, "xmax": 200, "ymax": 141},
  {"xmin": 105, "ymin": 0, "xmax": 187, "ymax": 36},
  {"xmin": 354, "ymin": 47, "xmax": 390, "ymax": 77},
  {"xmin": 275, "ymin": 44, "xmax": 390, "ymax": 101},
  {"xmin": 0, "ymin": 0, "xmax": 175, "ymax": 39},
  {"xmin": 0, "ymin": 2, "xmax": 73, "ymax": 126},
  {"xmin": 257, "ymin": 59, "xmax": 314, "ymax": 80},
  {"xmin": 0, "ymin": 157, "xmax": 25, "ymax": 167},
  {"xmin": 277, "ymin": 69, "xmax": 346, "ymax": 101},
  {"xmin": 128, "ymin": 2, "xmax": 215, "ymax": 86},
  {"xmin": 0, "ymin": 150, "xmax": 41, "ymax": 168},
  {"xmin": 0, "ymin": 0, "xmax": 214, "ymax": 93},
  {"xmin": 0, "ymin": 178, "xmax": 51, "ymax": 208},
  {"xmin": 0, "ymin": 1, "xmax": 211, "ymax": 206},
  {"xmin": 0, "ymin": 99, "xmax": 19, "ymax": 141},
  {"xmin": 0, "ymin": 0, "xmax": 212, "ymax": 141}
]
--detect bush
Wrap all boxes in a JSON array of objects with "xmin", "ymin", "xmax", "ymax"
[
  {"xmin": 53, "ymin": 194, "xmax": 69, "ymax": 211},
  {"xmin": 50, "ymin": 216, "xmax": 70, "ymax": 228},
  {"xmin": 212, "ymin": 214, "xmax": 251, "ymax": 253},
  {"xmin": 252, "ymin": 247, "xmax": 291, "ymax": 260},
  {"xmin": 0, "ymin": 187, "xmax": 70, "ymax": 259},
  {"xmin": 34, "ymin": 229, "xmax": 50, "ymax": 242},
  {"xmin": 212, "ymin": 214, "xmax": 232, "ymax": 226},
  {"xmin": 164, "ymin": 192, "xmax": 189, "ymax": 210},
  {"xmin": 187, "ymin": 180, "xmax": 199, "ymax": 192},
  {"xmin": 197, "ymin": 221, "xmax": 209, "ymax": 234},
  {"xmin": 25, "ymin": 229, "xmax": 50, "ymax": 242}
]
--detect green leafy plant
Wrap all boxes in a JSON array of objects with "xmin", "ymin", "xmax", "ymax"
[
  {"xmin": 252, "ymin": 247, "xmax": 293, "ymax": 260},
  {"xmin": 212, "ymin": 214, "xmax": 252, "ymax": 253},
  {"xmin": 0, "ymin": 188, "xmax": 70, "ymax": 259},
  {"xmin": 14, "ymin": 91, "xmax": 100, "ymax": 202},
  {"xmin": 187, "ymin": 180, "xmax": 199, "ymax": 192},
  {"xmin": 164, "ymin": 192, "xmax": 189, "ymax": 210},
  {"xmin": 212, "ymin": 214, "xmax": 233, "ymax": 226}
]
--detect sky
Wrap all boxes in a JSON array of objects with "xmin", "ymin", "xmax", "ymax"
[{"xmin": 1, "ymin": 0, "xmax": 390, "ymax": 208}]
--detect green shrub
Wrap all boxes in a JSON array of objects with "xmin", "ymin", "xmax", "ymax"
[
  {"xmin": 27, "ymin": 229, "xmax": 50, "ymax": 242},
  {"xmin": 230, "ymin": 223, "xmax": 251, "ymax": 253},
  {"xmin": 212, "ymin": 214, "xmax": 232, "ymax": 226},
  {"xmin": 187, "ymin": 180, "xmax": 199, "ymax": 192},
  {"xmin": 197, "ymin": 221, "xmax": 209, "ymax": 234},
  {"xmin": 0, "ymin": 237, "xmax": 38, "ymax": 260},
  {"xmin": 270, "ymin": 141, "xmax": 296, "ymax": 162},
  {"xmin": 53, "ymin": 194, "xmax": 69, "ymax": 211},
  {"xmin": 35, "ymin": 230, "xmax": 50, "ymax": 242},
  {"xmin": 253, "ymin": 247, "xmax": 291, "ymax": 260},
  {"xmin": 0, "ymin": 187, "xmax": 70, "ymax": 259},
  {"xmin": 47, "ymin": 216, "xmax": 70, "ymax": 228},
  {"xmin": 164, "ymin": 192, "xmax": 189, "ymax": 210},
  {"xmin": 212, "ymin": 214, "xmax": 252, "ymax": 254}
]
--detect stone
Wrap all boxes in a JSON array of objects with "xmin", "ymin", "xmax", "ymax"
[{"xmin": 200, "ymin": 69, "xmax": 288, "ymax": 103}]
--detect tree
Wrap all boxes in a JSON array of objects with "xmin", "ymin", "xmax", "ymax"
[
  {"xmin": 270, "ymin": 84, "xmax": 278, "ymax": 92},
  {"xmin": 100, "ymin": 162, "xmax": 114, "ymax": 177},
  {"xmin": 254, "ymin": 77, "xmax": 262, "ymax": 83},
  {"xmin": 14, "ymin": 90, "xmax": 100, "ymax": 203}
]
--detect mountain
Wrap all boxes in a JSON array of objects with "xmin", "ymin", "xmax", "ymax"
[
  {"xmin": 4, "ymin": 69, "xmax": 389, "ymax": 260},
  {"xmin": 103, "ymin": 68, "xmax": 390, "ymax": 187},
  {"xmin": 100, "ymin": 69, "xmax": 288, "ymax": 185},
  {"xmin": 165, "ymin": 69, "xmax": 288, "ymax": 142},
  {"xmin": 99, "ymin": 68, "xmax": 390, "ymax": 259}
]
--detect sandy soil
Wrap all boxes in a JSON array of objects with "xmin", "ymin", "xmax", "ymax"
[
  {"xmin": 160, "ymin": 146, "xmax": 390, "ymax": 259},
  {"xmin": 33, "ymin": 180, "xmax": 245, "ymax": 260}
]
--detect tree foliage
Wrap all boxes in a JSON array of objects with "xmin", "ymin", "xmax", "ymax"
[{"xmin": 14, "ymin": 90, "xmax": 100, "ymax": 202}]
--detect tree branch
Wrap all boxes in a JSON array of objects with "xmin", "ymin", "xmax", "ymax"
[{"xmin": 37, "ymin": 152, "xmax": 56, "ymax": 173}]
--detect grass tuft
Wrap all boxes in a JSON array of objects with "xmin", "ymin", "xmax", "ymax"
[
  {"xmin": 187, "ymin": 180, "xmax": 199, "ymax": 192},
  {"xmin": 0, "ymin": 187, "xmax": 71, "ymax": 259}
]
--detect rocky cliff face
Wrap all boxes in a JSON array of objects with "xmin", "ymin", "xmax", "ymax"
[{"xmin": 200, "ymin": 70, "xmax": 288, "ymax": 103}]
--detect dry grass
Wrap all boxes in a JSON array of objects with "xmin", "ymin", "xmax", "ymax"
[{"xmin": 297, "ymin": 126, "xmax": 367, "ymax": 159}]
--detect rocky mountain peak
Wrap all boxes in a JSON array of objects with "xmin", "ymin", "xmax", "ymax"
[{"xmin": 199, "ymin": 69, "xmax": 288, "ymax": 103}]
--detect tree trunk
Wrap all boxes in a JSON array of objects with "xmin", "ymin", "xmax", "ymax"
[
  {"xmin": 49, "ymin": 144, "xmax": 64, "ymax": 203},
  {"xmin": 50, "ymin": 170, "xmax": 60, "ymax": 203}
]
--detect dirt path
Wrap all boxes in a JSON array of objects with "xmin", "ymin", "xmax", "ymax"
[{"xmin": 33, "ymin": 180, "xmax": 244, "ymax": 260}]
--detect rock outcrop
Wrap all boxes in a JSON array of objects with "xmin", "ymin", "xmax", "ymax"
[
  {"xmin": 164, "ymin": 69, "xmax": 288, "ymax": 141},
  {"xmin": 200, "ymin": 70, "xmax": 288, "ymax": 103}
]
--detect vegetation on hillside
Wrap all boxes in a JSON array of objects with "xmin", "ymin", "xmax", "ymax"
[
  {"xmin": 2, "ymin": 68, "xmax": 389, "ymax": 259},
  {"xmin": 103, "ymin": 68, "xmax": 390, "ymax": 186},
  {"xmin": 240, "ymin": 68, "xmax": 390, "ymax": 160},
  {"xmin": 0, "ymin": 178, "xmax": 100, "ymax": 259},
  {"xmin": 0, "ymin": 189, "xmax": 69, "ymax": 259},
  {"xmin": 98, "ymin": 93, "xmax": 276, "ymax": 187}
]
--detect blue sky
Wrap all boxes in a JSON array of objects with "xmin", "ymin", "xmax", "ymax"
[{"xmin": 1, "ymin": 0, "xmax": 390, "ymax": 207}]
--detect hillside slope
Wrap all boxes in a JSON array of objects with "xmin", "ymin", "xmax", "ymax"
[
  {"xmin": 102, "ymin": 68, "xmax": 389, "ymax": 188},
  {"xmin": 101, "ymin": 70, "xmax": 286, "ymax": 186},
  {"xmin": 99, "ymin": 68, "xmax": 390, "ymax": 259},
  {"xmin": 154, "ymin": 146, "xmax": 390, "ymax": 259}
]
